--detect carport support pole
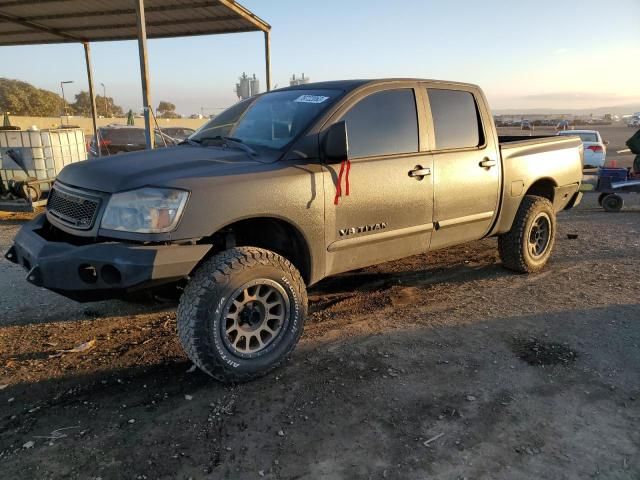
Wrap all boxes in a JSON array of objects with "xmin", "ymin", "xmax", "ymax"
[
  {"xmin": 135, "ymin": 0, "xmax": 154, "ymax": 149},
  {"xmin": 264, "ymin": 30, "xmax": 271, "ymax": 91},
  {"xmin": 83, "ymin": 42, "xmax": 100, "ymax": 157}
]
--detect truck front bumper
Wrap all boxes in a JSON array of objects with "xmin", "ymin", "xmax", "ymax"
[{"xmin": 5, "ymin": 215, "xmax": 211, "ymax": 302}]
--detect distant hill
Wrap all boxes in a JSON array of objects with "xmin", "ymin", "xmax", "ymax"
[
  {"xmin": 493, "ymin": 104, "xmax": 640, "ymax": 116},
  {"xmin": 0, "ymin": 78, "xmax": 64, "ymax": 117}
]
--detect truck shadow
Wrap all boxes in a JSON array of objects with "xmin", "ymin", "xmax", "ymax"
[
  {"xmin": 0, "ymin": 218, "xmax": 34, "ymax": 226},
  {"xmin": 0, "ymin": 211, "xmax": 43, "ymax": 226},
  {"xmin": 310, "ymin": 239, "xmax": 506, "ymax": 297},
  {"xmin": 1, "ymin": 304, "xmax": 639, "ymax": 478},
  {"xmin": 310, "ymin": 262, "xmax": 506, "ymax": 297}
]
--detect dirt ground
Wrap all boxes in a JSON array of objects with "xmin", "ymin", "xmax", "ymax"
[{"xmin": 1, "ymin": 192, "xmax": 639, "ymax": 479}]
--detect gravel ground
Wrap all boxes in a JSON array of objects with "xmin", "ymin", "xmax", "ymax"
[{"xmin": 0, "ymin": 192, "xmax": 639, "ymax": 480}]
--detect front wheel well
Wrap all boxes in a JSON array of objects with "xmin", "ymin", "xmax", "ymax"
[
  {"xmin": 199, "ymin": 217, "xmax": 311, "ymax": 285},
  {"xmin": 525, "ymin": 178, "xmax": 556, "ymax": 202}
]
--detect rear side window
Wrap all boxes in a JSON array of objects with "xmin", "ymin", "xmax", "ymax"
[
  {"xmin": 341, "ymin": 89, "xmax": 418, "ymax": 158},
  {"xmin": 427, "ymin": 89, "xmax": 482, "ymax": 150}
]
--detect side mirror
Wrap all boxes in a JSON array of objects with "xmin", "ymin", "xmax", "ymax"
[{"xmin": 322, "ymin": 121, "xmax": 349, "ymax": 164}]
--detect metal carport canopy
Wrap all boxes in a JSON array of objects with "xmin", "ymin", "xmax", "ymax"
[{"xmin": 0, "ymin": 0, "xmax": 272, "ymax": 151}]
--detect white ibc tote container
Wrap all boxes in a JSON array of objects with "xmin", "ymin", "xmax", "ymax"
[{"xmin": 0, "ymin": 127, "xmax": 87, "ymax": 191}]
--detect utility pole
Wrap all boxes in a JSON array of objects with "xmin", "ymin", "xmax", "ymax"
[
  {"xmin": 100, "ymin": 82, "xmax": 108, "ymax": 117},
  {"xmin": 83, "ymin": 43, "xmax": 99, "ymax": 156},
  {"xmin": 135, "ymin": 0, "xmax": 154, "ymax": 149}
]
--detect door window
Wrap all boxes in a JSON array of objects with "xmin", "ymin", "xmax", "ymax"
[
  {"xmin": 427, "ymin": 89, "xmax": 483, "ymax": 150},
  {"xmin": 341, "ymin": 89, "xmax": 418, "ymax": 158}
]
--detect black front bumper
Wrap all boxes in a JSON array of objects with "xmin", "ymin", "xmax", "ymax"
[{"xmin": 5, "ymin": 215, "xmax": 211, "ymax": 302}]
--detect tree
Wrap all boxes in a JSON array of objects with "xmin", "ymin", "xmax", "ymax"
[
  {"xmin": 71, "ymin": 91, "xmax": 123, "ymax": 117},
  {"xmin": 0, "ymin": 79, "xmax": 127, "ymax": 118},
  {"xmin": 157, "ymin": 100, "xmax": 181, "ymax": 118},
  {"xmin": 0, "ymin": 78, "xmax": 64, "ymax": 116}
]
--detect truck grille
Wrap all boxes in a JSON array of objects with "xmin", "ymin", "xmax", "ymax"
[{"xmin": 47, "ymin": 187, "xmax": 100, "ymax": 230}]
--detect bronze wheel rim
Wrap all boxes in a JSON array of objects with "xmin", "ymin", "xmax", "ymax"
[
  {"xmin": 528, "ymin": 213, "xmax": 551, "ymax": 258},
  {"xmin": 221, "ymin": 279, "xmax": 289, "ymax": 357}
]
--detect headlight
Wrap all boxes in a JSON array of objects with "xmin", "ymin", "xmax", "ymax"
[{"xmin": 101, "ymin": 188, "xmax": 189, "ymax": 233}]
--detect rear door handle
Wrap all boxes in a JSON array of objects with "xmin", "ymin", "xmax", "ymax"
[
  {"xmin": 408, "ymin": 166, "xmax": 431, "ymax": 180},
  {"xmin": 479, "ymin": 158, "xmax": 497, "ymax": 168}
]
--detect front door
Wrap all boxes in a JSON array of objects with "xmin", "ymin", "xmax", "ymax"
[{"xmin": 323, "ymin": 85, "xmax": 434, "ymax": 276}]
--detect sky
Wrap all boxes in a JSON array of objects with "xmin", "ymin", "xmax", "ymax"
[{"xmin": 1, "ymin": 0, "xmax": 639, "ymax": 115}]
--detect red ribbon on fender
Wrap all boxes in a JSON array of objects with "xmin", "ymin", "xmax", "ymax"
[{"xmin": 333, "ymin": 159, "xmax": 351, "ymax": 205}]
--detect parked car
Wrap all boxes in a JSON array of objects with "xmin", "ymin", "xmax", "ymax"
[
  {"xmin": 158, "ymin": 127, "xmax": 196, "ymax": 142},
  {"xmin": 7, "ymin": 78, "xmax": 583, "ymax": 383},
  {"xmin": 521, "ymin": 120, "xmax": 532, "ymax": 130},
  {"xmin": 88, "ymin": 125, "xmax": 178, "ymax": 157},
  {"xmin": 556, "ymin": 120, "xmax": 572, "ymax": 131},
  {"xmin": 557, "ymin": 129, "xmax": 607, "ymax": 168}
]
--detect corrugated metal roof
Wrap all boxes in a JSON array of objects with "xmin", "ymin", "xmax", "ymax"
[{"xmin": 0, "ymin": 0, "xmax": 270, "ymax": 46}]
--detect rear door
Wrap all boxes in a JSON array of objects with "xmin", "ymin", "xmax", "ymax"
[
  {"xmin": 323, "ymin": 83, "xmax": 434, "ymax": 276},
  {"xmin": 424, "ymin": 85, "xmax": 501, "ymax": 249}
]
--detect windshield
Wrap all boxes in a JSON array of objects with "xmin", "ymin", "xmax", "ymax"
[
  {"xmin": 99, "ymin": 128, "xmax": 146, "ymax": 144},
  {"xmin": 190, "ymin": 89, "xmax": 341, "ymax": 150}
]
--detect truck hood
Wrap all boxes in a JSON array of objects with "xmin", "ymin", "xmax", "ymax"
[{"xmin": 57, "ymin": 145, "xmax": 275, "ymax": 193}]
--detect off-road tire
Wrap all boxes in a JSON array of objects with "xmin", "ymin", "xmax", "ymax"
[
  {"xmin": 602, "ymin": 194, "xmax": 623, "ymax": 213},
  {"xmin": 177, "ymin": 247, "xmax": 307, "ymax": 383},
  {"xmin": 597, "ymin": 193, "xmax": 608, "ymax": 206},
  {"xmin": 498, "ymin": 195, "xmax": 556, "ymax": 273}
]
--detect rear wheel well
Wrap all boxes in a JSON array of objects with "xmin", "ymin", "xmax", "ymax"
[
  {"xmin": 525, "ymin": 178, "xmax": 556, "ymax": 202},
  {"xmin": 200, "ymin": 218, "xmax": 311, "ymax": 285}
]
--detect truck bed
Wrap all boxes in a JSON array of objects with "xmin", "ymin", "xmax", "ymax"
[
  {"xmin": 498, "ymin": 134, "xmax": 556, "ymax": 143},
  {"xmin": 498, "ymin": 135, "xmax": 582, "ymax": 158},
  {"xmin": 491, "ymin": 134, "xmax": 583, "ymax": 235}
]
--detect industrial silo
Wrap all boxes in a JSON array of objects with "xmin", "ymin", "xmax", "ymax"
[
  {"xmin": 290, "ymin": 73, "xmax": 310, "ymax": 86},
  {"xmin": 250, "ymin": 74, "xmax": 260, "ymax": 96},
  {"xmin": 235, "ymin": 73, "xmax": 251, "ymax": 100}
]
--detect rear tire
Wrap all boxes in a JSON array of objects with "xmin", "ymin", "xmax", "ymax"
[
  {"xmin": 177, "ymin": 247, "xmax": 307, "ymax": 383},
  {"xmin": 602, "ymin": 194, "xmax": 623, "ymax": 212},
  {"xmin": 498, "ymin": 195, "xmax": 556, "ymax": 273}
]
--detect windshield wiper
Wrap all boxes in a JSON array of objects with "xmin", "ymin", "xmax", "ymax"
[
  {"xmin": 180, "ymin": 138, "xmax": 201, "ymax": 146},
  {"xmin": 195, "ymin": 135, "xmax": 258, "ymax": 156}
]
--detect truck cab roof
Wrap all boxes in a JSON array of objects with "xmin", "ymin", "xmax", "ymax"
[{"xmin": 274, "ymin": 78, "xmax": 480, "ymax": 93}]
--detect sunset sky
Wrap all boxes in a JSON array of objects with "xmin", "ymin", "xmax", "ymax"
[{"xmin": 1, "ymin": 0, "xmax": 639, "ymax": 115}]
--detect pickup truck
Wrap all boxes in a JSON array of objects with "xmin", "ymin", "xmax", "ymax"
[{"xmin": 5, "ymin": 79, "xmax": 583, "ymax": 382}]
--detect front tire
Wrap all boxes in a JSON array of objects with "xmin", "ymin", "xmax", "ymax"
[
  {"xmin": 499, "ymin": 195, "xmax": 556, "ymax": 273},
  {"xmin": 177, "ymin": 247, "xmax": 307, "ymax": 383}
]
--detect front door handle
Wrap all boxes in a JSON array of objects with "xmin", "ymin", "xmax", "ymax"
[
  {"xmin": 409, "ymin": 165, "xmax": 431, "ymax": 180},
  {"xmin": 479, "ymin": 158, "xmax": 497, "ymax": 168}
]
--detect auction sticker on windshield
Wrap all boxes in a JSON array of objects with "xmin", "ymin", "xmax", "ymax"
[{"xmin": 294, "ymin": 95, "xmax": 330, "ymax": 104}]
